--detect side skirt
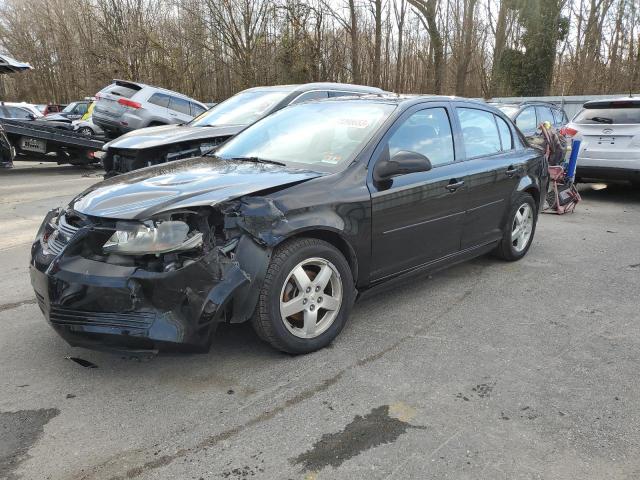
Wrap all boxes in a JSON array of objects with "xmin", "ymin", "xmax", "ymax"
[{"xmin": 357, "ymin": 241, "xmax": 498, "ymax": 301}]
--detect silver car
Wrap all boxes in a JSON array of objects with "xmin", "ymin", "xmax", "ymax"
[
  {"xmin": 564, "ymin": 98, "xmax": 640, "ymax": 186},
  {"xmin": 92, "ymin": 80, "xmax": 207, "ymax": 136}
]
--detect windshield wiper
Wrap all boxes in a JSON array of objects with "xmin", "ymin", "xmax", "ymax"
[
  {"xmin": 590, "ymin": 116, "xmax": 613, "ymax": 124},
  {"xmin": 231, "ymin": 156, "xmax": 286, "ymax": 166}
]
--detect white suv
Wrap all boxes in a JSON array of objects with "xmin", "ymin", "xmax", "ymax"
[
  {"xmin": 563, "ymin": 98, "xmax": 640, "ymax": 186},
  {"xmin": 93, "ymin": 80, "xmax": 207, "ymax": 136}
]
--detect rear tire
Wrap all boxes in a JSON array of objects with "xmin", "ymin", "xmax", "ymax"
[
  {"xmin": 252, "ymin": 238, "xmax": 355, "ymax": 354},
  {"xmin": 494, "ymin": 192, "xmax": 537, "ymax": 261}
]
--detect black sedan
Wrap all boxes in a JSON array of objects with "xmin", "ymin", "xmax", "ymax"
[{"xmin": 30, "ymin": 96, "xmax": 547, "ymax": 354}]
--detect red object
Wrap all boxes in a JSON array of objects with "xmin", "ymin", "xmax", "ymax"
[
  {"xmin": 117, "ymin": 98, "xmax": 141, "ymax": 109},
  {"xmin": 559, "ymin": 126, "xmax": 578, "ymax": 137}
]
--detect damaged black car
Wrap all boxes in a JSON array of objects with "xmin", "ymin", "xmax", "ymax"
[
  {"xmin": 30, "ymin": 96, "xmax": 546, "ymax": 354},
  {"xmin": 101, "ymin": 82, "xmax": 383, "ymax": 177}
]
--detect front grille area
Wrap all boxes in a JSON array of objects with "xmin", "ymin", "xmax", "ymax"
[
  {"xmin": 49, "ymin": 306, "xmax": 155, "ymax": 331},
  {"xmin": 46, "ymin": 213, "xmax": 80, "ymax": 256}
]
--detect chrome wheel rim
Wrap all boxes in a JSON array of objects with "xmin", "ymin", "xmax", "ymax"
[
  {"xmin": 279, "ymin": 257, "xmax": 343, "ymax": 339},
  {"xmin": 511, "ymin": 203, "xmax": 534, "ymax": 253}
]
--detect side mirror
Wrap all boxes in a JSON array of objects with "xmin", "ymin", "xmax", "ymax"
[
  {"xmin": 373, "ymin": 150, "xmax": 432, "ymax": 182},
  {"xmin": 28, "ymin": 114, "xmax": 36, "ymax": 120}
]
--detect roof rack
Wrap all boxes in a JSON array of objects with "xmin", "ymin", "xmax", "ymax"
[{"xmin": 519, "ymin": 100, "xmax": 559, "ymax": 106}]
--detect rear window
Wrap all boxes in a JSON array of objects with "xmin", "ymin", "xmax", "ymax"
[
  {"xmin": 98, "ymin": 83, "xmax": 138, "ymax": 99},
  {"xmin": 574, "ymin": 107, "xmax": 640, "ymax": 125}
]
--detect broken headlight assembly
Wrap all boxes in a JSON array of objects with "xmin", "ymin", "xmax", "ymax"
[{"xmin": 103, "ymin": 220, "xmax": 203, "ymax": 255}]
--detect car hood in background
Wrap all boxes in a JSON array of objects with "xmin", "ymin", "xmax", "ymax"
[
  {"xmin": 103, "ymin": 124, "xmax": 245, "ymax": 150},
  {"xmin": 71, "ymin": 157, "xmax": 325, "ymax": 220},
  {"xmin": 43, "ymin": 113, "xmax": 72, "ymax": 123}
]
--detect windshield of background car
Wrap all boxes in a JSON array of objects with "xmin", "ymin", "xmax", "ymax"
[
  {"xmin": 215, "ymin": 102, "xmax": 396, "ymax": 170},
  {"xmin": 496, "ymin": 105, "xmax": 519, "ymax": 118},
  {"xmin": 189, "ymin": 90, "xmax": 290, "ymax": 127},
  {"xmin": 573, "ymin": 106, "xmax": 640, "ymax": 124},
  {"xmin": 62, "ymin": 102, "xmax": 77, "ymax": 113}
]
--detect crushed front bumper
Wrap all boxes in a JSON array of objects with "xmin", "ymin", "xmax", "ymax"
[{"xmin": 29, "ymin": 212, "xmax": 268, "ymax": 352}]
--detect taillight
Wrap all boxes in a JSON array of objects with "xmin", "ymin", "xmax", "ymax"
[
  {"xmin": 560, "ymin": 126, "xmax": 578, "ymax": 137},
  {"xmin": 117, "ymin": 98, "xmax": 141, "ymax": 109}
]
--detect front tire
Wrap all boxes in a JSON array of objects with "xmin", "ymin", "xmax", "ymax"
[
  {"xmin": 252, "ymin": 238, "xmax": 355, "ymax": 354},
  {"xmin": 494, "ymin": 192, "xmax": 537, "ymax": 261}
]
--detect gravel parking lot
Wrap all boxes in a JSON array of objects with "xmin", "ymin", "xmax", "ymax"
[{"xmin": 1, "ymin": 160, "xmax": 639, "ymax": 480}]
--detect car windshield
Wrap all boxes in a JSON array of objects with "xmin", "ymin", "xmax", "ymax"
[
  {"xmin": 189, "ymin": 90, "xmax": 290, "ymax": 127},
  {"xmin": 62, "ymin": 102, "xmax": 77, "ymax": 113},
  {"xmin": 215, "ymin": 101, "xmax": 395, "ymax": 171},
  {"xmin": 496, "ymin": 105, "xmax": 519, "ymax": 118},
  {"xmin": 574, "ymin": 106, "xmax": 640, "ymax": 124}
]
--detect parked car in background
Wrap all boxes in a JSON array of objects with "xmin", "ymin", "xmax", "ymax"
[
  {"xmin": 72, "ymin": 118, "xmax": 104, "ymax": 138},
  {"xmin": 562, "ymin": 98, "xmax": 640, "ymax": 186},
  {"xmin": 45, "ymin": 100, "xmax": 91, "ymax": 122},
  {"xmin": 493, "ymin": 101, "xmax": 568, "ymax": 145},
  {"xmin": 101, "ymin": 82, "xmax": 384, "ymax": 176},
  {"xmin": 2, "ymin": 102, "xmax": 43, "ymax": 119},
  {"xmin": 31, "ymin": 95, "xmax": 545, "ymax": 354},
  {"xmin": 40, "ymin": 104, "xmax": 66, "ymax": 115},
  {"xmin": 92, "ymin": 80, "xmax": 207, "ymax": 137}
]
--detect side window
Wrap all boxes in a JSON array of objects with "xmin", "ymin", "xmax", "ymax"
[
  {"xmin": 457, "ymin": 107, "xmax": 501, "ymax": 157},
  {"xmin": 515, "ymin": 107, "xmax": 537, "ymax": 132},
  {"xmin": 536, "ymin": 106, "xmax": 555, "ymax": 125},
  {"xmin": 0, "ymin": 107, "xmax": 8, "ymax": 118},
  {"xmin": 552, "ymin": 108, "xmax": 566, "ymax": 126},
  {"xmin": 75, "ymin": 103, "xmax": 88, "ymax": 115},
  {"xmin": 328, "ymin": 91, "xmax": 362, "ymax": 98},
  {"xmin": 495, "ymin": 115, "xmax": 514, "ymax": 150},
  {"xmin": 290, "ymin": 91, "xmax": 329, "ymax": 105},
  {"xmin": 6, "ymin": 106, "xmax": 31, "ymax": 119},
  {"xmin": 387, "ymin": 107, "xmax": 454, "ymax": 167},
  {"xmin": 169, "ymin": 96, "xmax": 191, "ymax": 115},
  {"xmin": 190, "ymin": 102, "xmax": 207, "ymax": 117},
  {"xmin": 148, "ymin": 93, "xmax": 170, "ymax": 108}
]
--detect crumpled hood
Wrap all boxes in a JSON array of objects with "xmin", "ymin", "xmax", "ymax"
[
  {"xmin": 71, "ymin": 157, "xmax": 324, "ymax": 220},
  {"xmin": 103, "ymin": 124, "xmax": 244, "ymax": 150}
]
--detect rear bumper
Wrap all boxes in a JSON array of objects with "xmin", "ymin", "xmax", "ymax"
[
  {"xmin": 576, "ymin": 166, "xmax": 640, "ymax": 182},
  {"xmin": 93, "ymin": 112, "xmax": 146, "ymax": 134}
]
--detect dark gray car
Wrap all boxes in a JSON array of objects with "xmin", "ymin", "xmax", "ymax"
[{"xmin": 101, "ymin": 82, "xmax": 384, "ymax": 176}]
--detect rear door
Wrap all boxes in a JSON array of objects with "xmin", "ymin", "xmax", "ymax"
[
  {"xmin": 167, "ymin": 96, "xmax": 193, "ymax": 123},
  {"xmin": 455, "ymin": 106, "xmax": 525, "ymax": 248},
  {"xmin": 369, "ymin": 103, "xmax": 467, "ymax": 280}
]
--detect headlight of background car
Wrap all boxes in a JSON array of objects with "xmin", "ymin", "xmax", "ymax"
[{"xmin": 103, "ymin": 220, "xmax": 202, "ymax": 255}]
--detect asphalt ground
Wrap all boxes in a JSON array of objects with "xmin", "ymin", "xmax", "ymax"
[{"xmin": 1, "ymin": 160, "xmax": 639, "ymax": 480}]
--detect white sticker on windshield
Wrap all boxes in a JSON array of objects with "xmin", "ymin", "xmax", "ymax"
[{"xmin": 337, "ymin": 118, "xmax": 370, "ymax": 128}]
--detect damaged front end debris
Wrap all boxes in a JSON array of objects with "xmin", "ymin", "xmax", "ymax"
[{"xmin": 30, "ymin": 200, "xmax": 276, "ymax": 352}]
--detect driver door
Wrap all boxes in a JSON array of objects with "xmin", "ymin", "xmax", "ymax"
[{"xmin": 369, "ymin": 104, "xmax": 467, "ymax": 281}]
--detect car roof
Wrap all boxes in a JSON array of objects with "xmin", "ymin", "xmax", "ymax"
[
  {"xmin": 316, "ymin": 94, "xmax": 491, "ymax": 108},
  {"xmin": 241, "ymin": 82, "xmax": 384, "ymax": 95},
  {"xmin": 583, "ymin": 97, "xmax": 640, "ymax": 108}
]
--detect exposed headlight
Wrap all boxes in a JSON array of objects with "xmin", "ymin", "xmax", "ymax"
[{"xmin": 103, "ymin": 220, "xmax": 202, "ymax": 255}]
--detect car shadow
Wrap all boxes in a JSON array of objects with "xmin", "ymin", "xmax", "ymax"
[{"xmin": 578, "ymin": 182, "xmax": 640, "ymax": 204}]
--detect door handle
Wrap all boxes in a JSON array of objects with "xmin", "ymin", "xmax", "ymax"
[
  {"xmin": 445, "ymin": 179, "xmax": 465, "ymax": 192},
  {"xmin": 505, "ymin": 166, "xmax": 518, "ymax": 177}
]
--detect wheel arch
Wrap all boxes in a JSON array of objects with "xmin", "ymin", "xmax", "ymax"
[
  {"xmin": 281, "ymin": 228, "xmax": 359, "ymax": 286},
  {"xmin": 516, "ymin": 176, "xmax": 541, "ymax": 210}
]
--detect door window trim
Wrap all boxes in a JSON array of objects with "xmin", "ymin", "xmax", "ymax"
[
  {"xmin": 366, "ymin": 102, "xmax": 459, "ymax": 193},
  {"xmin": 454, "ymin": 105, "xmax": 507, "ymax": 161}
]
